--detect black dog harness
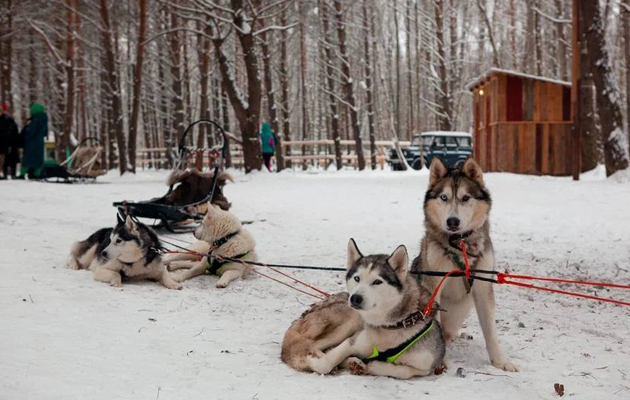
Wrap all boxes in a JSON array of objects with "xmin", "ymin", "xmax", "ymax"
[{"xmin": 205, "ymin": 231, "xmax": 248, "ymax": 275}]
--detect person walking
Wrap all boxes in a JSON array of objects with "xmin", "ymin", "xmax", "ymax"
[
  {"xmin": 260, "ymin": 122, "xmax": 276, "ymax": 171},
  {"xmin": 21, "ymin": 102, "xmax": 48, "ymax": 179},
  {"xmin": 0, "ymin": 103, "xmax": 21, "ymax": 179}
]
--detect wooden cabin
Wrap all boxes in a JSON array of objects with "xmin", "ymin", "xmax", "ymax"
[{"xmin": 467, "ymin": 69, "xmax": 573, "ymax": 175}]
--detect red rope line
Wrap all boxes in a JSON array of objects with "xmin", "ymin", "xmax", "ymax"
[
  {"xmin": 253, "ymin": 269, "xmax": 325, "ymax": 300},
  {"xmin": 498, "ymin": 276, "xmax": 630, "ymax": 307},
  {"xmin": 497, "ymin": 273, "xmax": 630, "ymax": 290},
  {"xmin": 164, "ymin": 249, "xmax": 329, "ymax": 299}
]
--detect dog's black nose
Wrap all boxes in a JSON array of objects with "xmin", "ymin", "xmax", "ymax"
[
  {"xmin": 101, "ymin": 250, "xmax": 108, "ymax": 258},
  {"xmin": 447, "ymin": 217, "xmax": 460, "ymax": 229},
  {"xmin": 350, "ymin": 294, "xmax": 363, "ymax": 308}
]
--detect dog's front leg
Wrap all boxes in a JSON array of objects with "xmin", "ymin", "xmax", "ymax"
[
  {"xmin": 365, "ymin": 361, "xmax": 431, "ymax": 379},
  {"xmin": 93, "ymin": 267, "xmax": 122, "ymax": 287},
  {"xmin": 167, "ymin": 260, "xmax": 195, "ymax": 272},
  {"xmin": 158, "ymin": 266, "xmax": 182, "ymax": 290},
  {"xmin": 173, "ymin": 260, "xmax": 208, "ymax": 283},
  {"xmin": 215, "ymin": 269, "xmax": 243, "ymax": 288},
  {"xmin": 472, "ymin": 280, "xmax": 519, "ymax": 372},
  {"xmin": 307, "ymin": 337, "xmax": 356, "ymax": 375}
]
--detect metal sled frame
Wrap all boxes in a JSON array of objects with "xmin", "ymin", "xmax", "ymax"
[
  {"xmin": 113, "ymin": 120, "xmax": 228, "ymax": 233},
  {"xmin": 42, "ymin": 137, "xmax": 106, "ymax": 183}
]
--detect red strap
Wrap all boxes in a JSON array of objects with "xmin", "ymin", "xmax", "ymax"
[{"xmin": 497, "ymin": 274, "xmax": 630, "ymax": 308}]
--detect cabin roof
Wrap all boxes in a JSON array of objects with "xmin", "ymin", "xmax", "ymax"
[
  {"xmin": 416, "ymin": 131, "xmax": 472, "ymax": 138},
  {"xmin": 466, "ymin": 68, "xmax": 571, "ymax": 91}
]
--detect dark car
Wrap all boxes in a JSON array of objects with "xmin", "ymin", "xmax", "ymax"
[{"xmin": 389, "ymin": 131, "xmax": 473, "ymax": 170}]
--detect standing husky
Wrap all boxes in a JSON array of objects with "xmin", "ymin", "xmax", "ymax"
[
  {"xmin": 165, "ymin": 203, "xmax": 257, "ymax": 288},
  {"xmin": 411, "ymin": 157, "xmax": 518, "ymax": 372},
  {"xmin": 70, "ymin": 215, "xmax": 181, "ymax": 290},
  {"xmin": 307, "ymin": 240, "xmax": 445, "ymax": 379}
]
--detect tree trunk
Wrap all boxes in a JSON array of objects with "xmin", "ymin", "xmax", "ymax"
[
  {"xmin": 0, "ymin": 0, "xmax": 13, "ymax": 109},
  {"xmin": 434, "ymin": 0, "xmax": 452, "ymax": 131},
  {"xmin": 333, "ymin": 0, "xmax": 365, "ymax": 170},
  {"xmin": 278, "ymin": 7, "xmax": 291, "ymax": 170},
  {"xmin": 128, "ymin": 0, "xmax": 147, "ymax": 173},
  {"xmin": 393, "ymin": 0, "xmax": 402, "ymax": 138},
  {"xmin": 260, "ymin": 29, "xmax": 280, "ymax": 171},
  {"xmin": 62, "ymin": 0, "xmax": 75, "ymax": 154},
  {"xmin": 197, "ymin": 24, "xmax": 211, "ymax": 165},
  {"xmin": 581, "ymin": 0, "xmax": 630, "ymax": 176},
  {"xmin": 555, "ymin": 0, "xmax": 568, "ymax": 80},
  {"xmin": 364, "ymin": 0, "xmax": 377, "ymax": 169},
  {"xmin": 623, "ymin": 0, "xmax": 630, "ymax": 133},
  {"xmin": 321, "ymin": 1, "xmax": 342, "ymax": 170},
  {"xmin": 169, "ymin": 5, "xmax": 185, "ymax": 145},
  {"xmin": 100, "ymin": 0, "xmax": 127, "ymax": 174}
]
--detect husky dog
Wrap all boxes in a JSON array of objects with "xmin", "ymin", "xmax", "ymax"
[
  {"xmin": 307, "ymin": 240, "xmax": 445, "ymax": 379},
  {"xmin": 411, "ymin": 157, "xmax": 518, "ymax": 372},
  {"xmin": 281, "ymin": 292, "xmax": 363, "ymax": 372},
  {"xmin": 70, "ymin": 215, "xmax": 181, "ymax": 290},
  {"xmin": 165, "ymin": 203, "xmax": 256, "ymax": 288}
]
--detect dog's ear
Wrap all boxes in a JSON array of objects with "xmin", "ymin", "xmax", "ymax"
[
  {"xmin": 462, "ymin": 158, "xmax": 484, "ymax": 186},
  {"xmin": 387, "ymin": 245, "xmax": 409, "ymax": 277},
  {"xmin": 116, "ymin": 212, "xmax": 125, "ymax": 226},
  {"xmin": 429, "ymin": 158, "xmax": 448, "ymax": 187},
  {"xmin": 125, "ymin": 215, "xmax": 138, "ymax": 233},
  {"xmin": 347, "ymin": 238, "xmax": 363, "ymax": 270}
]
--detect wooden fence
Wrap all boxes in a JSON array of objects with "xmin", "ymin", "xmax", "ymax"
[{"xmin": 136, "ymin": 139, "xmax": 410, "ymax": 170}]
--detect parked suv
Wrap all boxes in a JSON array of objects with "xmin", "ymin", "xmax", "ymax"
[{"xmin": 389, "ymin": 131, "xmax": 473, "ymax": 170}]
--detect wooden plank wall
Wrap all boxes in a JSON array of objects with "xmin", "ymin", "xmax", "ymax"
[{"xmin": 472, "ymin": 73, "xmax": 573, "ymax": 175}]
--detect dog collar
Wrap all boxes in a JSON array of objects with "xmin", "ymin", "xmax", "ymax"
[
  {"xmin": 381, "ymin": 311, "xmax": 425, "ymax": 330},
  {"xmin": 365, "ymin": 320, "xmax": 435, "ymax": 364},
  {"xmin": 212, "ymin": 231, "xmax": 240, "ymax": 249}
]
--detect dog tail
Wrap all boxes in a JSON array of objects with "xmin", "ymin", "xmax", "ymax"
[{"xmin": 216, "ymin": 172, "xmax": 234, "ymax": 186}]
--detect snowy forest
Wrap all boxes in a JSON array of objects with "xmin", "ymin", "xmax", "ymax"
[{"xmin": 1, "ymin": 0, "xmax": 630, "ymax": 175}]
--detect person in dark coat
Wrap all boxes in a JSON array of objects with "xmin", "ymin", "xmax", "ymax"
[
  {"xmin": 0, "ymin": 103, "xmax": 21, "ymax": 179},
  {"xmin": 21, "ymin": 102, "xmax": 48, "ymax": 179}
]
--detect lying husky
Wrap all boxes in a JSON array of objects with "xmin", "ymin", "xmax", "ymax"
[
  {"xmin": 306, "ymin": 239, "xmax": 445, "ymax": 379},
  {"xmin": 411, "ymin": 157, "xmax": 518, "ymax": 372},
  {"xmin": 281, "ymin": 292, "xmax": 363, "ymax": 371},
  {"xmin": 70, "ymin": 215, "xmax": 181, "ymax": 290},
  {"xmin": 165, "ymin": 203, "xmax": 257, "ymax": 288}
]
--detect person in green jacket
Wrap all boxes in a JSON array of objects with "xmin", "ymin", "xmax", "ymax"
[
  {"xmin": 260, "ymin": 122, "xmax": 276, "ymax": 171},
  {"xmin": 21, "ymin": 102, "xmax": 48, "ymax": 179}
]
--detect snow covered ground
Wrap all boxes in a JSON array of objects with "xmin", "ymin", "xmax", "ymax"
[{"xmin": 1, "ymin": 167, "xmax": 629, "ymax": 400}]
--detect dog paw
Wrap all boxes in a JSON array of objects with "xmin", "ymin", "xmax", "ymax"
[
  {"xmin": 307, "ymin": 356, "xmax": 333, "ymax": 375},
  {"xmin": 346, "ymin": 357, "xmax": 366, "ymax": 375},
  {"xmin": 215, "ymin": 281, "xmax": 229, "ymax": 288},
  {"xmin": 492, "ymin": 359, "xmax": 519, "ymax": 372},
  {"xmin": 110, "ymin": 280, "xmax": 122, "ymax": 288},
  {"xmin": 167, "ymin": 282, "xmax": 182, "ymax": 290}
]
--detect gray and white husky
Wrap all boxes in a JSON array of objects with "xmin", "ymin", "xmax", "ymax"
[
  {"xmin": 164, "ymin": 203, "xmax": 257, "ymax": 288},
  {"xmin": 70, "ymin": 215, "xmax": 181, "ymax": 290},
  {"xmin": 307, "ymin": 239, "xmax": 445, "ymax": 379},
  {"xmin": 411, "ymin": 157, "xmax": 518, "ymax": 372}
]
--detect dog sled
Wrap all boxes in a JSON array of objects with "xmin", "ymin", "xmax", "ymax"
[
  {"xmin": 113, "ymin": 119, "xmax": 228, "ymax": 233},
  {"xmin": 42, "ymin": 137, "xmax": 107, "ymax": 183}
]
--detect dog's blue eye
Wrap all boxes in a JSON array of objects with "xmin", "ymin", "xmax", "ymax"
[
  {"xmin": 462, "ymin": 195, "xmax": 470, "ymax": 202},
  {"xmin": 372, "ymin": 279, "xmax": 382, "ymax": 285},
  {"xmin": 440, "ymin": 195, "xmax": 448, "ymax": 202},
  {"xmin": 354, "ymin": 276, "xmax": 360, "ymax": 282}
]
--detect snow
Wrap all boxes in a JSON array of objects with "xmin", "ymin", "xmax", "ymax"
[
  {"xmin": 420, "ymin": 131, "xmax": 472, "ymax": 137},
  {"xmin": 1, "ymin": 169, "xmax": 630, "ymax": 399},
  {"xmin": 466, "ymin": 68, "xmax": 572, "ymax": 91}
]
